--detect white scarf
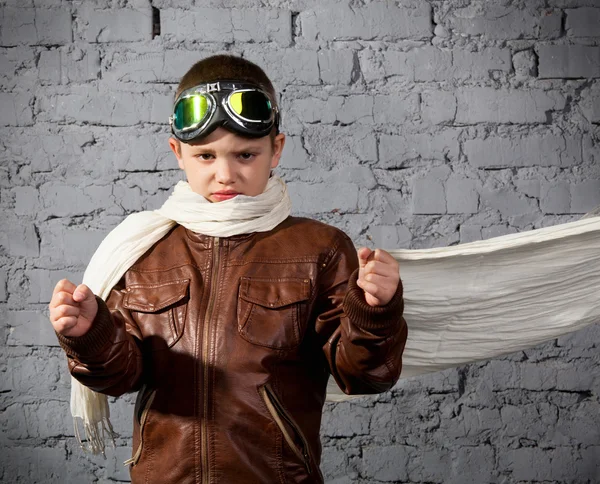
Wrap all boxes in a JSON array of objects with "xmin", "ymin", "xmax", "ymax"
[{"xmin": 71, "ymin": 174, "xmax": 600, "ymax": 453}]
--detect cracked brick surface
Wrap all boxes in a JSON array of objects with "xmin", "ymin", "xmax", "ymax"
[{"xmin": 1, "ymin": 0, "xmax": 599, "ymax": 483}]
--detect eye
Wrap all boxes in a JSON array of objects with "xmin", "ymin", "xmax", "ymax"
[
  {"xmin": 239, "ymin": 152, "xmax": 256, "ymax": 161},
  {"xmin": 194, "ymin": 153, "xmax": 213, "ymax": 160}
]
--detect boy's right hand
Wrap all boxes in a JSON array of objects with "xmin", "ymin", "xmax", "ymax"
[{"xmin": 49, "ymin": 279, "xmax": 98, "ymax": 337}]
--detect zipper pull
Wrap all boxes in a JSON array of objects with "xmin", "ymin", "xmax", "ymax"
[{"xmin": 214, "ymin": 237, "xmax": 220, "ymax": 248}]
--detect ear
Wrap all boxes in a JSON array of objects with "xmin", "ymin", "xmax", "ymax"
[
  {"xmin": 270, "ymin": 133, "xmax": 286, "ymax": 169},
  {"xmin": 168, "ymin": 137, "xmax": 185, "ymax": 170}
]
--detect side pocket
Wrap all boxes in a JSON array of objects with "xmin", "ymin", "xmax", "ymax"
[
  {"xmin": 259, "ymin": 383, "xmax": 313, "ymax": 475},
  {"xmin": 123, "ymin": 278, "xmax": 190, "ymax": 350},
  {"xmin": 124, "ymin": 386, "xmax": 157, "ymax": 467},
  {"xmin": 237, "ymin": 277, "xmax": 311, "ymax": 349}
]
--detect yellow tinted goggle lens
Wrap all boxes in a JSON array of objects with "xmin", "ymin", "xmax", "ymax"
[
  {"xmin": 229, "ymin": 91, "xmax": 272, "ymax": 121},
  {"xmin": 173, "ymin": 95, "xmax": 209, "ymax": 130}
]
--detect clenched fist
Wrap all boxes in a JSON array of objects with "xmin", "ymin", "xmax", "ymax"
[
  {"xmin": 49, "ymin": 279, "xmax": 98, "ymax": 337},
  {"xmin": 356, "ymin": 247, "xmax": 400, "ymax": 307}
]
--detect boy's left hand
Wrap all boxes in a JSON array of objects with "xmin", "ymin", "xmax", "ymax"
[{"xmin": 356, "ymin": 247, "xmax": 400, "ymax": 307}]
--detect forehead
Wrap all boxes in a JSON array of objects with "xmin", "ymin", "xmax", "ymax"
[{"xmin": 182, "ymin": 127, "xmax": 268, "ymax": 151}]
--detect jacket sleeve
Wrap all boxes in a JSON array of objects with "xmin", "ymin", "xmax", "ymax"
[
  {"xmin": 55, "ymin": 276, "xmax": 144, "ymax": 397},
  {"xmin": 314, "ymin": 232, "xmax": 408, "ymax": 395}
]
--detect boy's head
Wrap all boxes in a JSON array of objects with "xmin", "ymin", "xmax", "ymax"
[{"xmin": 168, "ymin": 54, "xmax": 285, "ymax": 203}]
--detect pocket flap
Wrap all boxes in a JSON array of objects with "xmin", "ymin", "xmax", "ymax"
[
  {"xmin": 239, "ymin": 277, "xmax": 310, "ymax": 309},
  {"xmin": 124, "ymin": 279, "xmax": 190, "ymax": 312}
]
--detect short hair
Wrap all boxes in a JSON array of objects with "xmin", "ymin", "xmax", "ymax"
[
  {"xmin": 175, "ymin": 54, "xmax": 277, "ymax": 105},
  {"xmin": 174, "ymin": 54, "xmax": 279, "ymax": 147}
]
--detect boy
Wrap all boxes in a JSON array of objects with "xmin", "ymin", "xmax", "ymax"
[{"xmin": 49, "ymin": 54, "xmax": 408, "ymax": 483}]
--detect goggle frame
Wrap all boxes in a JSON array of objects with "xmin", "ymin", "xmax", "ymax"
[{"xmin": 169, "ymin": 81, "xmax": 279, "ymax": 143}]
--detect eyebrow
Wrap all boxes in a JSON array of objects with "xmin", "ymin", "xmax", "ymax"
[{"xmin": 190, "ymin": 144, "xmax": 263, "ymax": 153}]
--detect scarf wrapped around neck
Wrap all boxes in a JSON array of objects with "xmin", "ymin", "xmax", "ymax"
[{"xmin": 70, "ymin": 175, "xmax": 600, "ymax": 455}]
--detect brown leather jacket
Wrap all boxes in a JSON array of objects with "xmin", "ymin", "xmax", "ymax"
[{"xmin": 57, "ymin": 217, "xmax": 408, "ymax": 484}]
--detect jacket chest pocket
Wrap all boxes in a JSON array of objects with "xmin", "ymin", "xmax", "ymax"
[
  {"xmin": 237, "ymin": 277, "xmax": 311, "ymax": 350},
  {"xmin": 123, "ymin": 278, "xmax": 190, "ymax": 350}
]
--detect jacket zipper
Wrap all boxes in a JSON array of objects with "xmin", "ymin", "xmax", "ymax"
[
  {"xmin": 259, "ymin": 384, "xmax": 313, "ymax": 475},
  {"xmin": 124, "ymin": 389, "xmax": 157, "ymax": 466},
  {"xmin": 200, "ymin": 236, "xmax": 220, "ymax": 484}
]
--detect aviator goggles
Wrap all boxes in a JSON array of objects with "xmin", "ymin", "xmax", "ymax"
[{"xmin": 169, "ymin": 80, "xmax": 280, "ymax": 143}]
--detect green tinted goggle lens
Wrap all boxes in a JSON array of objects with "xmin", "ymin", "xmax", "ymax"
[
  {"xmin": 228, "ymin": 91, "xmax": 272, "ymax": 121},
  {"xmin": 173, "ymin": 95, "xmax": 209, "ymax": 131}
]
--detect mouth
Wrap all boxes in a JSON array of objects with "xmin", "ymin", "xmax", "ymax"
[{"xmin": 212, "ymin": 191, "xmax": 241, "ymax": 201}]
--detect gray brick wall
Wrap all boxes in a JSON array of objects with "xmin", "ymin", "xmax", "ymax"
[{"xmin": 1, "ymin": 0, "xmax": 599, "ymax": 482}]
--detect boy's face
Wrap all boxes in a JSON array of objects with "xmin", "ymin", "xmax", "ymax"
[{"xmin": 168, "ymin": 127, "xmax": 285, "ymax": 203}]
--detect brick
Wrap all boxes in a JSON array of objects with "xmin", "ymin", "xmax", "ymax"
[
  {"xmin": 0, "ymin": 223, "xmax": 39, "ymax": 257},
  {"xmin": 583, "ymin": 134, "xmax": 600, "ymax": 164},
  {"xmin": 103, "ymin": 49, "xmax": 206, "ymax": 83},
  {"xmin": 361, "ymin": 47, "xmax": 510, "ymax": 83},
  {"xmin": 571, "ymin": 180, "xmax": 600, "ymax": 213},
  {"xmin": 0, "ymin": 270, "xmax": 6, "ymax": 301},
  {"xmin": 566, "ymin": 8, "xmax": 600, "ymax": 37},
  {"xmin": 513, "ymin": 49, "xmax": 538, "ymax": 78},
  {"xmin": 412, "ymin": 177, "xmax": 446, "ymax": 214},
  {"xmin": 446, "ymin": 177, "xmax": 479, "ymax": 214},
  {"xmin": 373, "ymin": 93, "xmax": 419, "ymax": 124},
  {"xmin": 321, "ymin": 402, "xmax": 370, "ymax": 437},
  {"xmin": 303, "ymin": 126, "xmax": 377, "ymax": 166},
  {"xmin": 499, "ymin": 448, "xmax": 552, "ymax": 480},
  {"xmin": 38, "ymin": 46, "xmax": 100, "ymax": 84},
  {"xmin": 482, "ymin": 225, "xmax": 518, "ymax": 238},
  {"xmin": 460, "ymin": 225, "xmax": 482, "ymax": 243},
  {"xmin": 25, "ymin": 268, "xmax": 84, "ymax": 303},
  {"xmin": 114, "ymin": 132, "xmax": 169, "ymax": 172},
  {"xmin": 580, "ymin": 83, "xmax": 600, "ymax": 123},
  {"xmin": 163, "ymin": 8, "xmax": 290, "ymax": 45},
  {"xmin": 39, "ymin": 222, "xmax": 110, "ymax": 266},
  {"xmin": 281, "ymin": 135, "xmax": 308, "ymax": 169},
  {"xmin": 538, "ymin": 45, "xmax": 600, "ymax": 78},
  {"xmin": 162, "ymin": 8, "xmax": 232, "ymax": 42},
  {"xmin": 79, "ymin": 8, "xmax": 152, "ymax": 42},
  {"xmin": 421, "ymin": 91, "xmax": 457, "ymax": 124},
  {"xmin": 0, "ymin": 8, "xmax": 72, "ymax": 45},
  {"xmin": 0, "ymin": 47, "xmax": 38, "ymax": 89},
  {"xmin": 368, "ymin": 225, "xmax": 412, "ymax": 250},
  {"xmin": 362, "ymin": 445, "xmax": 412, "ymax": 481},
  {"xmin": 448, "ymin": 446, "xmax": 495, "ymax": 483},
  {"xmin": 0, "ymin": 444, "xmax": 90, "ymax": 483},
  {"xmin": 244, "ymin": 48, "xmax": 320, "ymax": 85},
  {"xmin": 14, "ymin": 186, "xmax": 40, "ymax": 216},
  {"xmin": 448, "ymin": 6, "xmax": 542, "ymax": 40},
  {"xmin": 39, "ymin": 183, "xmax": 114, "ymax": 217},
  {"xmin": 231, "ymin": 9, "xmax": 291, "ymax": 46},
  {"xmin": 541, "ymin": 181, "xmax": 571, "ymax": 214},
  {"xmin": 465, "ymin": 135, "xmax": 581, "ymax": 168},
  {"xmin": 290, "ymin": 96, "xmax": 373, "ymax": 125},
  {"xmin": 37, "ymin": 91, "xmax": 157, "ymax": 126},
  {"xmin": 318, "ymin": 49, "xmax": 355, "ymax": 85},
  {"xmin": 301, "ymin": 3, "xmax": 432, "ymax": 42},
  {"xmin": 480, "ymin": 188, "xmax": 538, "ymax": 217},
  {"xmin": 0, "ymin": 92, "xmax": 34, "ymax": 126},
  {"xmin": 456, "ymin": 88, "xmax": 565, "ymax": 124},
  {"xmin": 287, "ymin": 182, "xmax": 358, "ymax": 214},
  {"xmin": 451, "ymin": 48, "xmax": 512, "ymax": 79},
  {"xmin": 320, "ymin": 447, "xmax": 347, "ymax": 481},
  {"xmin": 6, "ymin": 310, "xmax": 58, "ymax": 346},
  {"xmin": 1, "ymin": 401, "xmax": 70, "ymax": 439},
  {"xmin": 379, "ymin": 130, "xmax": 460, "ymax": 167},
  {"xmin": 326, "ymin": 166, "xmax": 377, "ymax": 190},
  {"xmin": 540, "ymin": 9, "xmax": 563, "ymax": 39}
]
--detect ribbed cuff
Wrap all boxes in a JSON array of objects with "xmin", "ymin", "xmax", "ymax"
[
  {"xmin": 343, "ymin": 269, "xmax": 405, "ymax": 333},
  {"xmin": 56, "ymin": 295, "xmax": 115, "ymax": 360}
]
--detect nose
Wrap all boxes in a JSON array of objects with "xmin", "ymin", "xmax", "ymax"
[{"xmin": 214, "ymin": 158, "xmax": 235, "ymax": 185}]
